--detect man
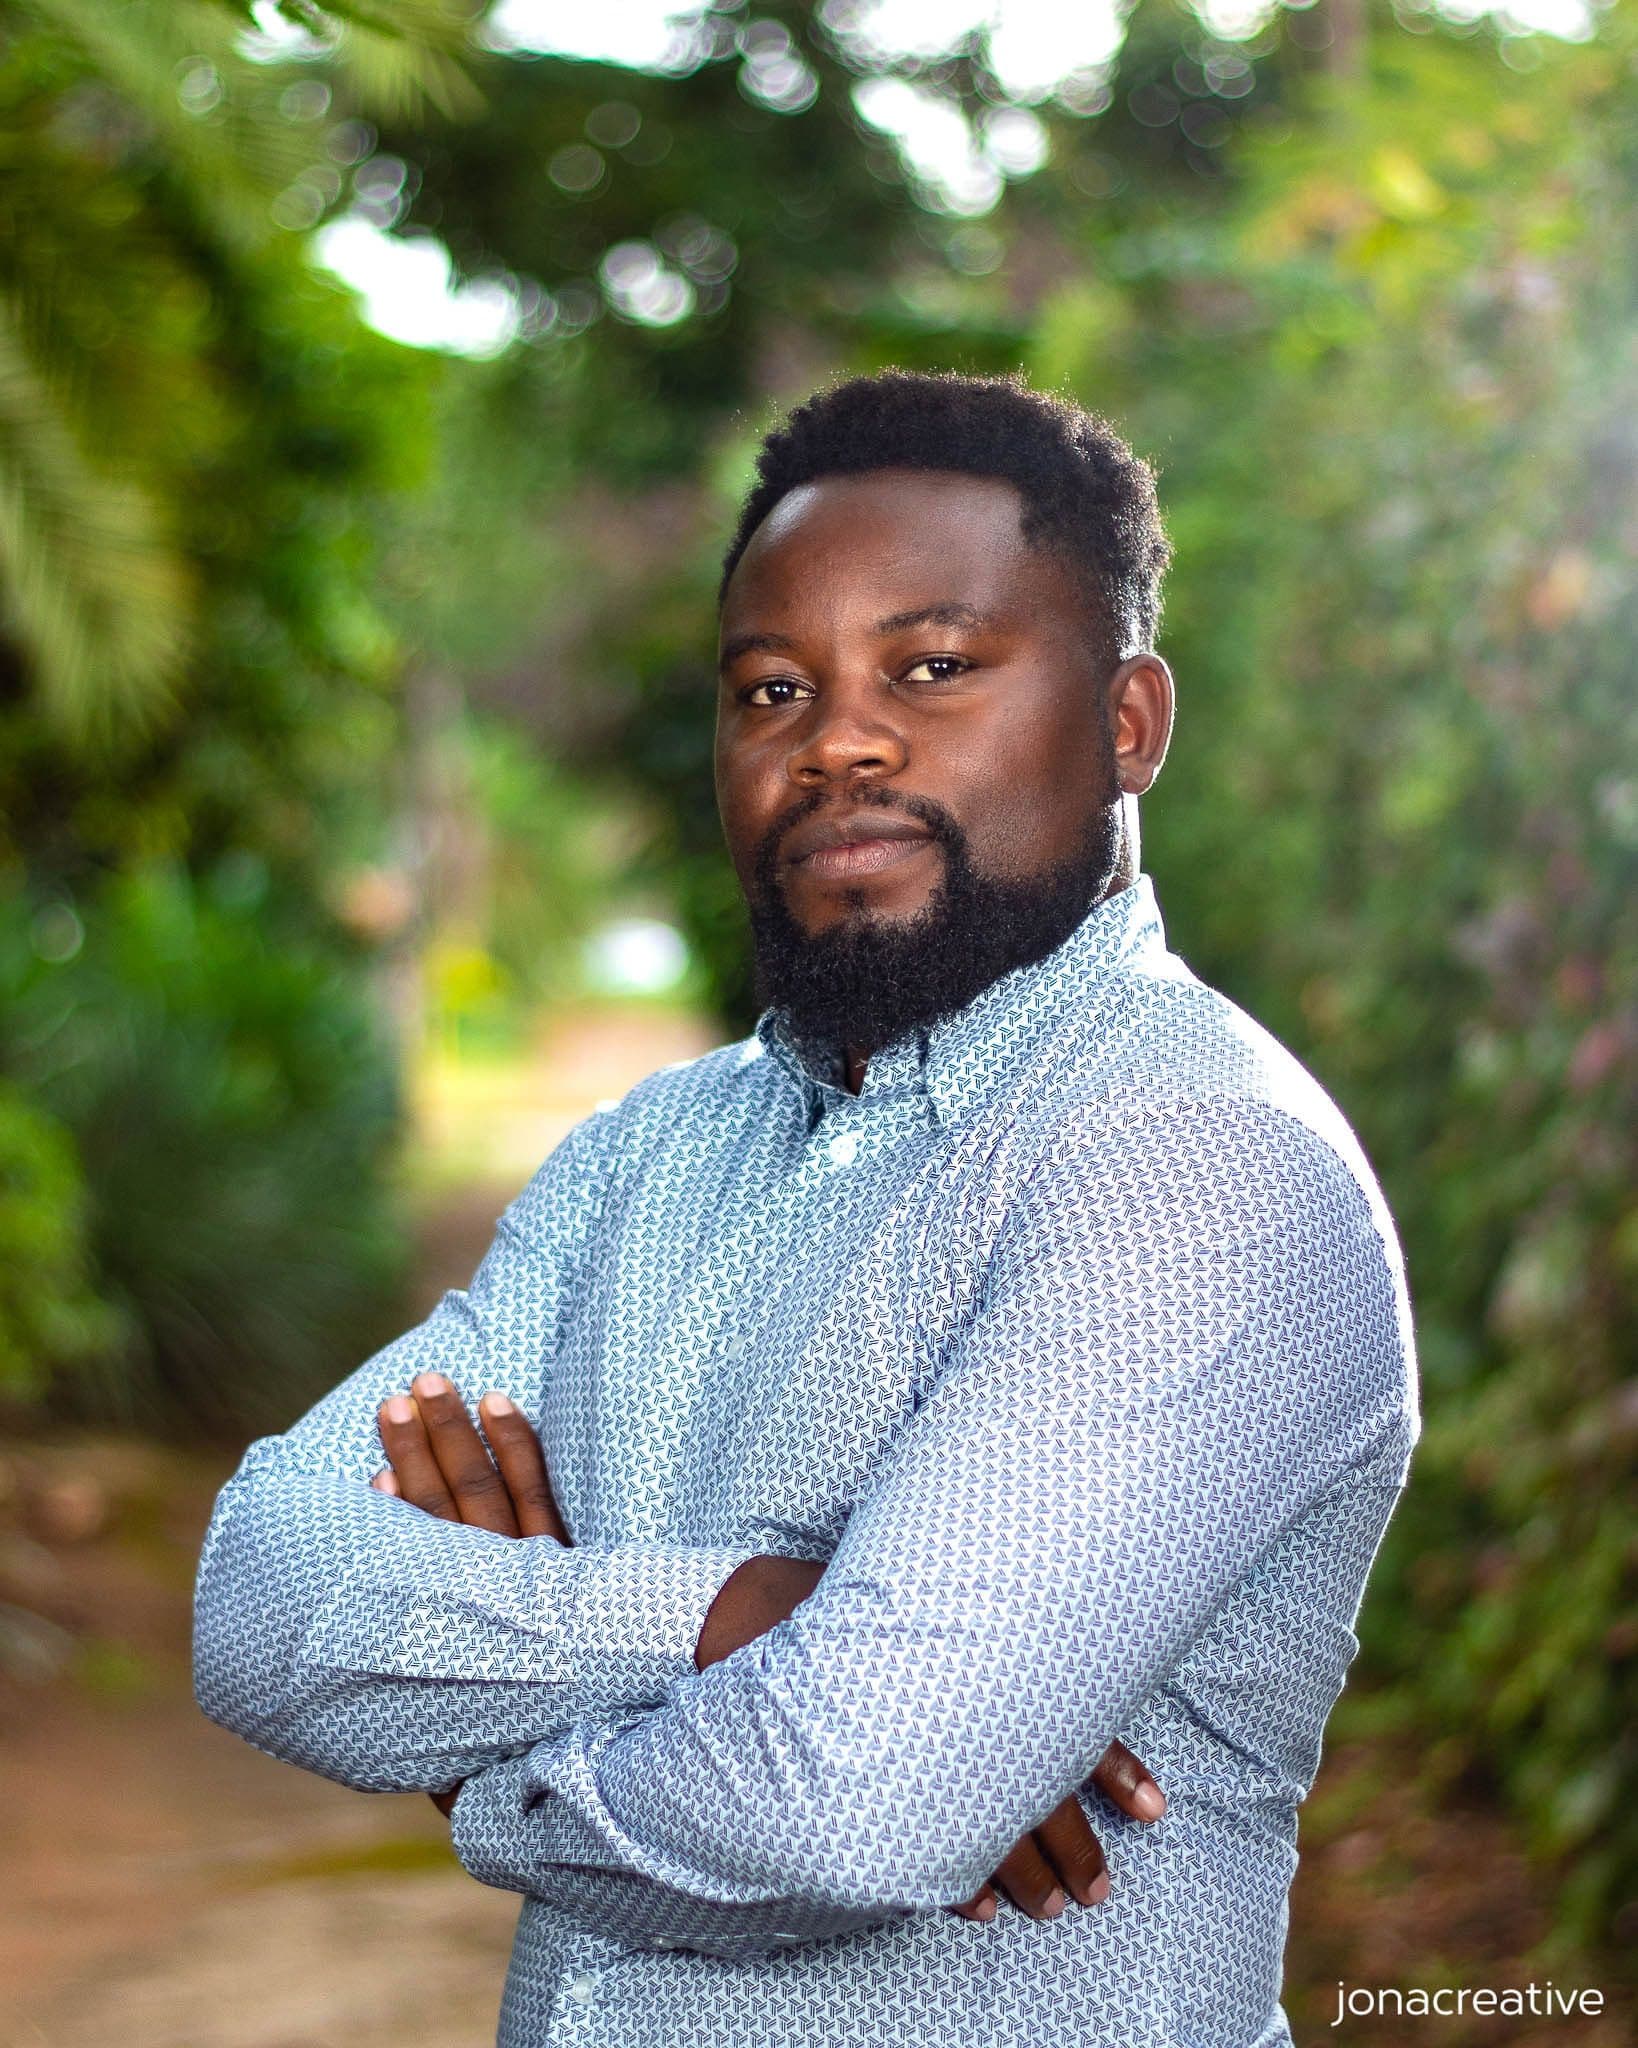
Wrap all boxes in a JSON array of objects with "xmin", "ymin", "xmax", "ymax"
[{"xmin": 195, "ymin": 369, "xmax": 1419, "ymax": 2047}]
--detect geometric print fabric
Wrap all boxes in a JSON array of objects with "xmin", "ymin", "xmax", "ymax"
[{"xmin": 195, "ymin": 871, "xmax": 1420, "ymax": 2047}]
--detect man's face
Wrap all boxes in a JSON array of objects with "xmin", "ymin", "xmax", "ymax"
[{"xmin": 713, "ymin": 468, "xmax": 1131, "ymax": 1064}]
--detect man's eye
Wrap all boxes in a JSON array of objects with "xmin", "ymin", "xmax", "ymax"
[
  {"xmin": 740, "ymin": 677, "xmax": 806, "ymax": 707},
  {"xmin": 903, "ymin": 655, "xmax": 970, "ymax": 684}
]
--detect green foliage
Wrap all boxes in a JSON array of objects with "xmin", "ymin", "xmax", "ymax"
[
  {"xmin": 0, "ymin": 288, "xmax": 196, "ymax": 751},
  {"xmin": 205, "ymin": 0, "xmax": 486, "ymax": 123},
  {"xmin": 454, "ymin": 716, "xmax": 622, "ymax": 1002},
  {"xmin": 0, "ymin": 1078, "xmax": 119, "ymax": 1400},
  {"xmin": 1, "ymin": 869, "xmax": 407, "ymax": 1436},
  {"xmin": 0, "ymin": 0, "xmax": 471, "ymax": 1436},
  {"xmin": 0, "ymin": 0, "xmax": 442, "ymax": 855}
]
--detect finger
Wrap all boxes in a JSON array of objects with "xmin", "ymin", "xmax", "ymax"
[
  {"xmin": 1035, "ymin": 1793, "xmax": 1111, "ymax": 1908},
  {"xmin": 989, "ymin": 1832, "xmax": 1067, "ymax": 1921},
  {"xmin": 1090, "ymin": 1739, "xmax": 1167, "ymax": 1822},
  {"xmin": 411, "ymin": 1373, "xmax": 520, "ymax": 1537},
  {"xmin": 945, "ymin": 1884, "xmax": 998, "ymax": 1923},
  {"xmin": 370, "ymin": 1468, "xmax": 401, "ymax": 1497},
  {"xmin": 378, "ymin": 1396, "xmax": 460, "ymax": 1520},
  {"xmin": 479, "ymin": 1394, "xmax": 569, "ymax": 1542}
]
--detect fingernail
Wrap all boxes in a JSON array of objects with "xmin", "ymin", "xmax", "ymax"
[
  {"xmin": 413, "ymin": 1373, "xmax": 449, "ymax": 1398},
  {"xmin": 973, "ymin": 1893, "xmax": 996, "ymax": 1921},
  {"xmin": 1041, "ymin": 1888, "xmax": 1065, "ymax": 1918},
  {"xmin": 384, "ymin": 1395, "xmax": 415, "ymax": 1425},
  {"xmin": 1088, "ymin": 1871, "xmax": 1111, "ymax": 1905},
  {"xmin": 1132, "ymin": 1783, "xmax": 1167, "ymax": 1821},
  {"xmin": 481, "ymin": 1392, "xmax": 514, "ymax": 1415}
]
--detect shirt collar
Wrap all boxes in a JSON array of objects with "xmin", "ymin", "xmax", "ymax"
[{"xmin": 751, "ymin": 871, "xmax": 1167, "ymax": 1132}]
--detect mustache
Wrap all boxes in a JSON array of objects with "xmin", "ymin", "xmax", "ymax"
[{"xmin": 753, "ymin": 788, "xmax": 958, "ymax": 885}]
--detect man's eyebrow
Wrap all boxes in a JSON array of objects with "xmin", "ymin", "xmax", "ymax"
[
  {"xmin": 718, "ymin": 603, "xmax": 1001, "ymax": 673},
  {"xmin": 718, "ymin": 629, "xmax": 798, "ymax": 672},
  {"xmin": 873, "ymin": 602, "xmax": 1000, "ymax": 636}
]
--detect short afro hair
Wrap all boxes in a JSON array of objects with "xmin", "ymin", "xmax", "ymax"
[{"xmin": 718, "ymin": 369, "xmax": 1171, "ymax": 666}]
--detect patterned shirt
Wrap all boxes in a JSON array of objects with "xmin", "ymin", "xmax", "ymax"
[{"xmin": 194, "ymin": 871, "xmax": 1419, "ymax": 2048}]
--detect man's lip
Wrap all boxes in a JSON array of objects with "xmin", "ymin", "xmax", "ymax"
[
  {"xmin": 784, "ymin": 813, "xmax": 933, "ymax": 864},
  {"xmin": 796, "ymin": 835, "xmax": 936, "ymax": 882}
]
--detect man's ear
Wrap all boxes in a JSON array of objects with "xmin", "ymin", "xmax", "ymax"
[{"xmin": 1110, "ymin": 652, "xmax": 1174, "ymax": 795}]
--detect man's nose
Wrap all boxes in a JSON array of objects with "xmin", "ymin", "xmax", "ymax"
[{"xmin": 785, "ymin": 676, "xmax": 908, "ymax": 787}]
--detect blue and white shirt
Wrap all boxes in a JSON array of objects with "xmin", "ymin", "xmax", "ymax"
[{"xmin": 195, "ymin": 871, "xmax": 1419, "ymax": 2048}]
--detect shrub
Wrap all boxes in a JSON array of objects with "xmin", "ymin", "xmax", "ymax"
[
  {"xmin": 0, "ymin": 1080, "xmax": 119, "ymax": 1403},
  {"xmin": 0, "ymin": 868, "xmax": 408, "ymax": 1437}
]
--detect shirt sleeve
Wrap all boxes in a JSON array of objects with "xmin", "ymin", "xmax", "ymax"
[
  {"xmin": 448, "ymin": 1095, "xmax": 1415, "ymax": 1954},
  {"xmin": 192, "ymin": 1100, "xmax": 759, "ymax": 1794}
]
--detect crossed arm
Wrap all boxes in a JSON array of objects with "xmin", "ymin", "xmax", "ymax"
[
  {"xmin": 370, "ymin": 1372, "xmax": 1166, "ymax": 1927},
  {"xmin": 192, "ymin": 1096, "xmax": 1159, "ymax": 1947},
  {"xmin": 196, "ymin": 1091, "xmax": 1403, "ymax": 1960}
]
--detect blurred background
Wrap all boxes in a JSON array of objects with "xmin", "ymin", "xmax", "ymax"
[{"xmin": 0, "ymin": 0, "xmax": 1633, "ymax": 2041}]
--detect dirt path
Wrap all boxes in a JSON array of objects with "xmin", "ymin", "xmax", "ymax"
[{"xmin": 1, "ymin": 1434, "xmax": 518, "ymax": 2048}]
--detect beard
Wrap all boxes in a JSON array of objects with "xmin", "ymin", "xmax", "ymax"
[{"xmin": 744, "ymin": 749, "xmax": 1124, "ymax": 1074}]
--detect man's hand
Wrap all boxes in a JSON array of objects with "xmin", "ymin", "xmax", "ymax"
[
  {"xmin": 373, "ymin": 1373, "xmax": 570, "ymax": 1542},
  {"xmin": 375, "ymin": 1385, "xmax": 1168, "ymax": 1922},
  {"xmin": 374, "ymin": 1372, "xmax": 571, "ymax": 1818},
  {"xmin": 695, "ymin": 1552, "xmax": 1166, "ymax": 1925}
]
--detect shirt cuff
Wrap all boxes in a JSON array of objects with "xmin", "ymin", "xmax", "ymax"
[
  {"xmin": 449, "ymin": 1752, "xmax": 537, "ymax": 1891},
  {"xmin": 449, "ymin": 1741, "xmax": 656, "ymax": 1894},
  {"xmin": 567, "ymin": 1542, "xmax": 762, "ymax": 1709}
]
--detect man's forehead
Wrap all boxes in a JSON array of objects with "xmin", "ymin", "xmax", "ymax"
[
  {"xmin": 742, "ymin": 468, "xmax": 1028, "ymax": 561},
  {"xmin": 720, "ymin": 470, "xmax": 1064, "ymax": 633}
]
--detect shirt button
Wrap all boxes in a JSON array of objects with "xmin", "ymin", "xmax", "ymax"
[
  {"xmin": 565, "ymin": 1972, "xmax": 597, "ymax": 2004},
  {"xmin": 827, "ymin": 1131, "xmax": 859, "ymax": 1166}
]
